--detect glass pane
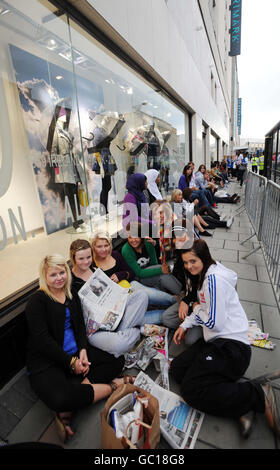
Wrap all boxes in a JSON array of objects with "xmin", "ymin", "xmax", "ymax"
[
  {"xmin": 210, "ymin": 133, "xmax": 217, "ymax": 163},
  {"xmin": 0, "ymin": 0, "xmax": 87, "ymax": 301},
  {"xmin": 68, "ymin": 18, "xmax": 187, "ymax": 231}
]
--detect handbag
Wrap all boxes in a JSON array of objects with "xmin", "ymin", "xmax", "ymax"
[{"xmin": 101, "ymin": 383, "xmax": 160, "ymax": 449}]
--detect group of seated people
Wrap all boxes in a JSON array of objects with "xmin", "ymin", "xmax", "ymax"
[{"xmin": 25, "ymin": 164, "xmax": 279, "ymax": 446}]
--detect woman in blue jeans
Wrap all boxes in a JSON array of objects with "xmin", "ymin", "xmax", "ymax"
[{"xmin": 178, "ymin": 164, "xmax": 214, "ymax": 208}]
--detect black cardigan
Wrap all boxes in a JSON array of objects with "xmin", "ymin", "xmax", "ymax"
[{"xmin": 25, "ymin": 290, "xmax": 87, "ymax": 375}]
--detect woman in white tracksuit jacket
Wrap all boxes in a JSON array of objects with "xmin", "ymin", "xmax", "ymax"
[{"xmin": 170, "ymin": 239, "xmax": 280, "ymax": 439}]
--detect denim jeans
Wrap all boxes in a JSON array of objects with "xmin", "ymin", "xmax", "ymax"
[
  {"xmin": 191, "ymin": 190, "xmax": 211, "ymax": 208},
  {"xmin": 130, "ymin": 280, "xmax": 176, "ymax": 307}
]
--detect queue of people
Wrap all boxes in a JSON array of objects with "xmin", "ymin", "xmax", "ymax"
[{"xmin": 25, "ymin": 161, "xmax": 279, "ymax": 445}]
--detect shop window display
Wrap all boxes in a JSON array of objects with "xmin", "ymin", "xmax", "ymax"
[{"xmin": 0, "ymin": 0, "xmax": 188, "ymax": 302}]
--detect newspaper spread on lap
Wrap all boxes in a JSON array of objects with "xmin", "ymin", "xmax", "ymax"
[
  {"xmin": 78, "ymin": 268, "xmax": 129, "ymax": 336},
  {"xmin": 134, "ymin": 371, "xmax": 204, "ymax": 449}
]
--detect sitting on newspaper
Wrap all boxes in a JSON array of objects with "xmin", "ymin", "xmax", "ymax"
[
  {"xmin": 70, "ymin": 239, "xmax": 164, "ymax": 358},
  {"xmin": 170, "ymin": 240, "xmax": 280, "ymax": 440}
]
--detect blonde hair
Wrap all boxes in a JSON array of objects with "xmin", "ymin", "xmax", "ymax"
[
  {"xmin": 90, "ymin": 232, "xmax": 113, "ymax": 265},
  {"xmin": 69, "ymin": 239, "xmax": 92, "ymax": 267},
  {"xmin": 171, "ymin": 189, "xmax": 182, "ymax": 202},
  {"xmin": 39, "ymin": 254, "xmax": 72, "ymax": 301}
]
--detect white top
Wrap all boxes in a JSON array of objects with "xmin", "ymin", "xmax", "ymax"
[
  {"xmin": 181, "ymin": 262, "xmax": 249, "ymax": 345},
  {"xmin": 145, "ymin": 169, "xmax": 163, "ymax": 200}
]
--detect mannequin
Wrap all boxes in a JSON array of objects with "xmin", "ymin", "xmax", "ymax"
[
  {"xmin": 46, "ymin": 105, "xmax": 82, "ymax": 228},
  {"xmin": 145, "ymin": 124, "xmax": 164, "ymax": 170},
  {"xmin": 160, "ymin": 130, "xmax": 172, "ymax": 192},
  {"xmin": 88, "ymin": 115, "xmax": 125, "ymax": 214}
]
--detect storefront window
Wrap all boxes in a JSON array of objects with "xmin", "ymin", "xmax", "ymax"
[
  {"xmin": 0, "ymin": 0, "xmax": 188, "ymax": 303},
  {"xmin": 210, "ymin": 132, "xmax": 218, "ymax": 162}
]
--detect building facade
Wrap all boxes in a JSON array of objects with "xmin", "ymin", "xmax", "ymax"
[{"xmin": 0, "ymin": 0, "xmax": 240, "ymax": 335}]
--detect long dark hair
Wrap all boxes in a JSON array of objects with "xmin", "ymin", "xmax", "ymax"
[
  {"xmin": 181, "ymin": 239, "xmax": 216, "ymax": 289},
  {"xmin": 182, "ymin": 164, "xmax": 193, "ymax": 185}
]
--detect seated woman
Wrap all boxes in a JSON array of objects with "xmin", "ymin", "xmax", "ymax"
[
  {"xmin": 90, "ymin": 232, "xmax": 175, "ymax": 309},
  {"xmin": 182, "ymin": 188, "xmax": 234, "ymax": 229},
  {"xmin": 170, "ymin": 240, "xmax": 280, "ymax": 440},
  {"xmin": 70, "ymin": 239, "xmax": 162, "ymax": 357},
  {"xmin": 122, "ymin": 172, "xmax": 155, "ymax": 235},
  {"xmin": 195, "ymin": 165, "xmax": 214, "ymax": 191},
  {"xmin": 121, "ymin": 221, "xmax": 182, "ymax": 296},
  {"xmin": 210, "ymin": 162, "xmax": 225, "ymax": 187},
  {"xmin": 25, "ymin": 254, "xmax": 126, "ymax": 443},
  {"xmin": 172, "ymin": 188, "xmax": 213, "ymax": 237},
  {"xmin": 144, "ymin": 169, "xmax": 163, "ymax": 204},
  {"xmin": 178, "ymin": 164, "xmax": 214, "ymax": 208},
  {"xmin": 205, "ymin": 171, "xmax": 240, "ymax": 204},
  {"xmin": 150, "ymin": 200, "xmax": 176, "ymax": 261}
]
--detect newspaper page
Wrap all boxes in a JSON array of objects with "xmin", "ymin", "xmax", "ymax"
[
  {"xmin": 78, "ymin": 268, "xmax": 129, "ymax": 336},
  {"xmin": 135, "ymin": 371, "xmax": 204, "ymax": 449}
]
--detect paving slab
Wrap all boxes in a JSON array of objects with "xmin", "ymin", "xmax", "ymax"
[
  {"xmin": 229, "ymin": 226, "xmax": 253, "ymax": 235},
  {"xmin": 237, "ymin": 279, "xmax": 277, "ymax": 307},
  {"xmin": 0, "ymin": 388, "xmax": 34, "ymax": 420},
  {"xmin": 213, "ymin": 230, "xmax": 239, "ymax": 241},
  {"xmin": 245, "ymin": 338, "xmax": 280, "ymax": 380},
  {"xmin": 222, "ymin": 261, "xmax": 257, "ymax": 281},
  {"xmin": 200, "ymin": 238, "xmax": 225, "ymax": 249},
  {"xmin": 7, "ymin": 400, "xmax": 53, "ymax": 444},
  {"xmin": 224, "ymin": 240, "xmax": 254, "ymax": 251},
  {"xmin": 256, "ymin": 266, "xmax": 271, "ymax": 283},
  {"xmin": 0, "ymin": 405, "xmax": 19, "ymax": 440},
  {"xmin": 198, "ymin": 412, "xmax": 276, "ymax": 449},
  {"xmin": 239, "ymin": 252, "xmax": 266, "ymax": 266},
  {"xmin": 261, "ymin": 305, "xmax": 280, "ymax": 340},
  {"xmin": 208, "ymin": 248, "xmax": 238, "ymax": 262},
  {"xmin": 239, "ymin": 233, "xmax": 258, "ymax": 243}
]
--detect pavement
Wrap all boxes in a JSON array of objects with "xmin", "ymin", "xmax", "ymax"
[{"xmin": 0, "ymin": 179, "xmax": 280, "ymax": 450}]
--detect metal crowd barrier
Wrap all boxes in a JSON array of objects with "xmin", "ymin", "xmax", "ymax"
[
  {"xmin": 240, "ymin": 171, "xmax": 280, "ymax": 307},
  {"xmin": 239, "ymin": 171, "xmax": 267, "ymax": 252},
  {"xmin": 259, "ymin": 180, "xmax": 280, "ymax": 306}
]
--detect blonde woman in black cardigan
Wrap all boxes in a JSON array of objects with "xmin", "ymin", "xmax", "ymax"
[{"xmin": 25, "ymin": 254, "xmax": 126, "ymax": 443}]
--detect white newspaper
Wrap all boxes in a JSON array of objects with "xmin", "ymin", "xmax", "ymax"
[
  {"xmin": 135, "ymin": 371, "xmax": 204, "ymax": 449},
  {"xmin": 78, "ymin": 268, "xmax": 129, "ymax": 337}
]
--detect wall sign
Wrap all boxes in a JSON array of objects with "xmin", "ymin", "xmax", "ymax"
[
  {"xmin": 237, "ymin": 97, "xmax": 242, "ymax": 135},
  {"xmin": 229, "ymin": 0, "xmax": 242, "ymax": 56}
]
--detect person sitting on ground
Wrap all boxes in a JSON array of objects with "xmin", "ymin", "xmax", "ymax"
[
  {"xmin": 150, "ymin": 200, "xmax": 177, "ymax": 261},
  {"xmin": 144, "ymin": 169, "xmax": 163, "ymax": 204},
  {"xmin": 194, "ymin": 164, "xmax": 216, "ymax": 206},
  {"xmin": 90, "ymin": 232, "xmax": 175, "ymax": 310},
  {"xmin": 210, "ymin": 162, "xmax": 225, "ymax": 187},
  {"xmin": 69, "ymin": 239, "xmax": 154, "ymax": 358},
  {"xmin": 121, "ymin": 221, "xmax": 182, "ymax": 296},
  {"xmin": 220, "ymin": 161, "xmax": 229, "ymax": 183},
  {"xmin": 122, "ymin": 172, "xmax": 154, "ymax": 235},
  {"xmin": 25, "ymin": 254, "xmax": 127, "ymax": 443},
  {"xmin": 170, "ymin": 239, "xmax": 280, "ymax": 441},
  {"xmin": 178, "ymin": 164, "xmax": 214, "ymax": 208},
  {"xmin": 162, "ymin": 220, "xmax": 202, "ymax": 346},
  {"xmin": 182, "ymin": 188, "xmax": 234, "ymax": 230}
]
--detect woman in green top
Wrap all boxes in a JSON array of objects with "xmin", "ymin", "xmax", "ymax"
[{"xmin": 122, "ymin": 223, "xmax": 182, "ymax": 295}]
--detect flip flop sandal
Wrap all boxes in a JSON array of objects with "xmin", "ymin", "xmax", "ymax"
[
  {"xmin": 239, "ymin": 411, "xmax": 256, "ymax": 439},
  {"xmin": 55, "ymin": 412, "xmax": 74, "ymax": 443}
]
